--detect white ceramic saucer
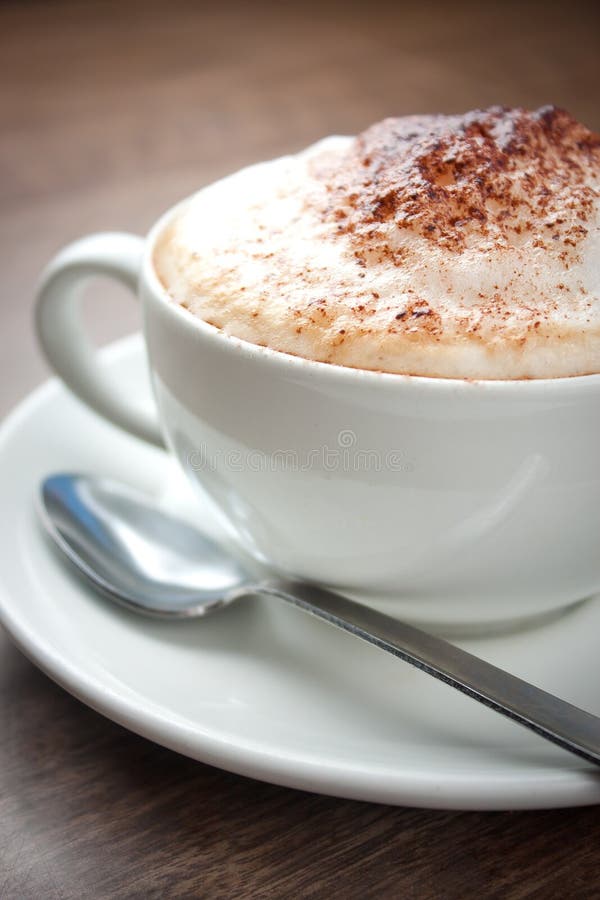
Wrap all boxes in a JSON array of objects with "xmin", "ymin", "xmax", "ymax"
[{"xmin": 1, "ymin": 335, "xmax": 600, "ymax": 810}]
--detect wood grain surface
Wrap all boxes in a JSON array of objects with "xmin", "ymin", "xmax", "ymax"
[{"xmin": 2, "ymin": 0, "xmax": 600, "ymax": 896}]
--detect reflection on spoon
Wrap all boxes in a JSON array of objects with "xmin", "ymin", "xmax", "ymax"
[{"xmin": 38, "ymin": 472, "xmax": 600, "ymax": 768}]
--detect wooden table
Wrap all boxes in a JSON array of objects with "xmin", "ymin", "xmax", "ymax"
[{"xmin": 2, "ymin": 1, "xmax": 600, "ymax": 895}]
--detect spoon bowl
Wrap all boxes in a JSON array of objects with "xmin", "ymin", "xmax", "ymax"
[{"xmin": 40, "ymin": 473, "xmax": 249, "ymax": 616}]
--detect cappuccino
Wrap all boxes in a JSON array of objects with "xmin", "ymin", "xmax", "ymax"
[{"xmin": 154, "ymin": 107, "xmax": 600, "ymax": 379}]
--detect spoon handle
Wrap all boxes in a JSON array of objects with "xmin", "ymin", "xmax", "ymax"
[{"xmin": 259, "ymin": 578, "xmax": 600, "ymax": 766}]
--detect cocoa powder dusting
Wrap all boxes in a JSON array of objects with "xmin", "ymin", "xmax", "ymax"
[
  {"xmin": 159, "ymin": 106, "xmax": 600, "ymax": 379},
  {"xmin": 313, "ymin": 106, "xmax": 600, "ymax": 258}
]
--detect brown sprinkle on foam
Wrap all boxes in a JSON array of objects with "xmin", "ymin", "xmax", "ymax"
[{"xmin": 314, "ymin": 106, "xmax": 599, "ymax": 259}]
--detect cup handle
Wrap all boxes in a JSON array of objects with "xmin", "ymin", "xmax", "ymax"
[{"xmin": 35, "ymin": 232, "xmax": 165, "ymax": 448}]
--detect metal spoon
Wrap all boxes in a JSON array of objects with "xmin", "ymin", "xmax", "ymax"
[{"xmin": 39, "ymin": 472, "xmax": 600, "ymax": 767}]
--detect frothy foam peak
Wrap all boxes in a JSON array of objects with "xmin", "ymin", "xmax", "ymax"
[{"xmin": 154, "ymin": 107, "xmax": 600, "ymax": 379}]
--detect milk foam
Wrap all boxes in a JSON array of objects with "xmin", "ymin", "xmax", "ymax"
[{"xmin": 154, "ymin": 108, "xmax": 600, "ymax": 379}]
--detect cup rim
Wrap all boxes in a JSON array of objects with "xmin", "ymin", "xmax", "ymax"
[{"xmin": 142, "ymin": 193, "xmax": 600, "ymax": 397}]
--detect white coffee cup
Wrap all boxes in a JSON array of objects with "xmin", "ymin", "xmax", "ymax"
[{"xmin": 35, "ymin": 198, "xmax": 600, "ymax": 630}]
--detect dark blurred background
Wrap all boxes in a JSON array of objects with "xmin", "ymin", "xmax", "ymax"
[{"xmin": 1, "ymin": 0, "xmax": 599, "ymax": 413}]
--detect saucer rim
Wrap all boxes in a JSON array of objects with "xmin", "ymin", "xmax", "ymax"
[{"xmin": 1, "ymin": 334, "xmax": 599, "ymax": 811}]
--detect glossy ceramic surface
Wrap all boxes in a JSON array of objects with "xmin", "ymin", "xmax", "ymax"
[
  {"xmin": 1, "ymin": 337, "xmax": 600, "ymax": 809},
  {"xmin": 35, "ymin": 213, "xmax": 600, "ymax": 626}
]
